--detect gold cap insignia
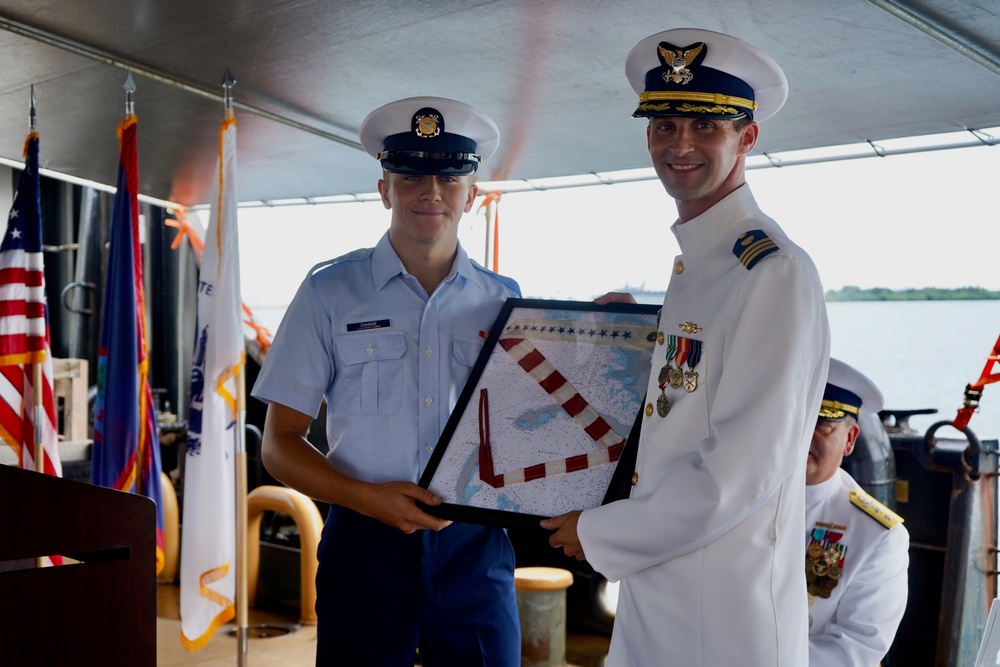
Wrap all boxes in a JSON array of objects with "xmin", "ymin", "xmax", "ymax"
[
  {"xmin": 657, "ymin": 42, "xmax": 704, "ymax": 85},
  {"xmin": 414, "ymin": 113, "xmax": 441, "ymax": 138}
]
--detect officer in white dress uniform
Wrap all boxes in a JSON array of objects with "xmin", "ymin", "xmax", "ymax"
[
  {"xmin": 806, "ymin": 359, "xmax": 909, "ymax": 666},
  {"xmin": 542, "ymin": 28, "xmax": 831, "ymax": 666}
]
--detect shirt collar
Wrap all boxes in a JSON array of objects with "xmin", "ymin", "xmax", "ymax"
[
  {"xmin": 370, "ymin": 231, "xmax": 484, "ymax": 291},
  {"xmin": 806, "ymin": 468, "xmax": 843, "ymax": 504},
  {"xmin": 670, "ymin": 183, "xmax": 759, "ymax": 256}
]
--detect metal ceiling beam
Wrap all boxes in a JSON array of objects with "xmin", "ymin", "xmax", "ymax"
[
  {"xmin": 868, "ymin": 0, "xmax": 1000, "ymax": 77},
  {"xmin": 0, "ymin": 13, "xmax": 363, "ymax": 150}
]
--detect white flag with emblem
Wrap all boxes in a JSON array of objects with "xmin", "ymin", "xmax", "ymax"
[{"xmin": 180, "ymin": 115, "xmax": 243, "ymax": 651}]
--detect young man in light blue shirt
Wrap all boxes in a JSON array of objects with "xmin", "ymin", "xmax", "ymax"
[{"xmin": 252, "ymin": 96, "xmax": 521, "ymax": 666}]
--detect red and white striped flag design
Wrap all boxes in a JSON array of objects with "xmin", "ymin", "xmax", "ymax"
[
  {"xmin": 477, "ymin": 336, "xmax": 626, "ymax": 487},
  {"xmin": 0, "ymin": 132, "xmax": 61, "ymax": 476}
]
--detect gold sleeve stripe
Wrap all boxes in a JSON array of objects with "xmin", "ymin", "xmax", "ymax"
[{"xmin": 738, "ymin": 238, "xmax": 778, "ymax": 267}]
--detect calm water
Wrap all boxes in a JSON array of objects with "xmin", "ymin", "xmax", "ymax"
[
  {"xmin": 249, "ymin": 300, "xmax": 1000, "ymax": 441},
  {"xmin": 828, "ymin": 300, "xmax": 1000, "ymax": 441}
]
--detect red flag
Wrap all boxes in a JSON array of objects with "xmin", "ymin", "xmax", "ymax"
[{"xmin": 0, "ymin": 131, "xmax": 61, "ymax": 477}]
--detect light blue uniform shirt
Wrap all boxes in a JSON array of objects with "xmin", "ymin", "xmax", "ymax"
[{"xmin": 252, "ymin": 232, "xmax": 520, "ymax": 485}]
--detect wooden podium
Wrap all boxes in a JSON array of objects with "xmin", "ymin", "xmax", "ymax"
[{"xmin": 0, "ymin": 464, "xmax": 156, "ymax": 665}]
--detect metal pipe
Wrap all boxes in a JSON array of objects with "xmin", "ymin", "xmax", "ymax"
[
  {"xmin": 867, "ymin": 0, "xmax": 1000, "ymax": 77},
  {"xmin": 0, "ymin": 14, "xmax": 363, "ymax": 150}
]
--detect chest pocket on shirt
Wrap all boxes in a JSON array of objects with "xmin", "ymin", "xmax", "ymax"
[
  {"xmin": 451, "ymin": 335, "xmax": 483, "ymax": 367},
  {"xmin": 449, "ymin": 335, "xmax": 484, "ymax": 397},
  {"xmin": 335, "ymin": 331, "xmax": 406, "ymax": 416}
]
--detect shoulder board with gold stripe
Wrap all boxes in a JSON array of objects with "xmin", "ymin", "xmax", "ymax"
[
  {"xmin": 732, "ymin": 230, "xmax": 779, "ymax": 270},
  {"xmin": 850, "ymin": 489, "xmax": 904, "ymax": 530}
]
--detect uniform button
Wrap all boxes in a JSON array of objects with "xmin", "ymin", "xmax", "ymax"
[
  {"xmin": 424, "ymin": 347, "xmax": 433, "ymax": 357},
  {"xmin": 657, "ymin": 332, "xmax": 664, "ymax": 345},
  {"xmin": 674, "ymin": 261, "xmax": 684, "ymax": 275},
  {"xmin": 426, "ymin": 301, "xmax": 432, "ymax": 310},
  {"xmin": 645, "ymin": 402, "xmax": 654, "ymax": 417},
  {"xmin": 631, "ymin": 473, "xmax": 639, "ymax": 486},
  {"xmin": 425, "ymin": 444, "xmax": 434, "ymax": 453},
  {"xmin": 366, "ymin": 345, "xmax": 374, "ymax": 355},
  {"xmin": 425, "ymin": 395, "xmax": 433, "ymax": 405}
]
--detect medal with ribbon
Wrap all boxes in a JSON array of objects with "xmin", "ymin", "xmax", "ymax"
[
  {"xmin": 668, "ymin": 335, "xmax": 701, "ymax": 392},
  {"xmin": 682, "ymin": 338, "xmax": 701, "ymax": 392},
  {"xmin": 668, "ymin": 335, "xmax": 685, "ymax": 389},
  {"xmin": 805, "ymin": 526, "xmax": 847, "ymax": 598},
  {"xmin": 655, "ymin": 335, "xmax": 678, "ymax": 417}
]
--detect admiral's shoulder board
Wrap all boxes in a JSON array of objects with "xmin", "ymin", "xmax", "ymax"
[
  {"xmin": 732, "ymin": 230, "xmax": 779, "ymax": 270},
  {"xmin": 850, "ymin": 489, "xmax": 904, "ymax": 529}
]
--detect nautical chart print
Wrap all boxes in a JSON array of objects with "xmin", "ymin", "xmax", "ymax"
[{"xmin": 422, "ymin": 300, "xmax": 658, "ymax": 525}]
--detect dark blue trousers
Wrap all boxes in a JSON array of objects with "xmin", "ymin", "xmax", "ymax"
[{"xmin": 314, "ymin": 506, "xmax": 520, "ymax": 666}]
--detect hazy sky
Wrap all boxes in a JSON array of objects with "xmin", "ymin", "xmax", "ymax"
[{"xmin": 234, "ymin": 142, "xmax": 999, "ymax": 308}]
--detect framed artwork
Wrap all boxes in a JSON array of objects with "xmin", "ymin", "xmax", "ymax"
[{"xmin": 419, "ymin": 298, "xmax": 660, "ymax": 528}]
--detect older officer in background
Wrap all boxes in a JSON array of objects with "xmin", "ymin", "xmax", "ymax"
[
  {"xmin": 253, "ymin": 97, "xmax": 521, "ymax": 666},
  {"xmin": 807, "ymin": 358, "xmax": 909, "ymax": 666},
  {"xmin": 543, "ymin": 28, "xmax": 830, "ymax": 666}
]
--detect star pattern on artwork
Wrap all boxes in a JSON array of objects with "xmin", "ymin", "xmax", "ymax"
[{"xmin": 501, "ymin": 322, "xmax": 646, "ymax": 345}]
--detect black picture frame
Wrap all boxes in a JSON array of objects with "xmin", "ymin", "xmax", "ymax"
[{"xmin": 418, "ymin": 298, "xmax": 660, "ymax": 528}]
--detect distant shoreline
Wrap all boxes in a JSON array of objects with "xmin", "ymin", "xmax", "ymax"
[
  {"xmin": 619, "ymin": 286, "xmax": 1000, "ymax": 303},
  {"xmin": 825, "ymin": 286, "xmax": 1000, "ymax": 301}
]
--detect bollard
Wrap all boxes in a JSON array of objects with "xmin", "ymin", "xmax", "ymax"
[{"xmin": 515, "ymin": 566, "xmax": 574, "ymax": 667}]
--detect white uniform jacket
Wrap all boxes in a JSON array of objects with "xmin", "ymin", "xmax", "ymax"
[
  {"xmin": 807, "ymin": 468, "xmax": 909, "ymax": 667},
  {"xmin": 578, "ymin": 185, "xmax": 831, "ymax": 667}
]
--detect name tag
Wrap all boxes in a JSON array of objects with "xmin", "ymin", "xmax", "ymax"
[{"xmin": 346, "ymin": 319, "xmax": 390, "ymax": 332}]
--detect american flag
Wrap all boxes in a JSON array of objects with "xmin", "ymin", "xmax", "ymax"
[{"xmin": 0, "ymin": 131, "xmax": 61, "ymax": 476}]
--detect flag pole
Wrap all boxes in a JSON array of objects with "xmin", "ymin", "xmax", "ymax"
[
  {"xmin": 29, "ymin": 85, "xmax": 47, "ymax": 570},
  {"xmin": 223, "ymin": 68, "xmax": 250, "ymax": 667},
  {"xmin": 28, "ymin": 84, "xmax": 45, "ymax": 477},
  {"xmin": 121, "ymin": 70, "xmax": 146, "ymax": 498}
]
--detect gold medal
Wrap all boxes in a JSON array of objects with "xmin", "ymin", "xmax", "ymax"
[
  {"xmin": 683, "ymin": 370, "xmax": 698, "ymax": 392},
  {"xmin": 668, "ymin": 367, "xmax": 683, "ymax": 389},
  {"xmin": 658, "ymin": 363, "xmax": 672, "ymax": 386},
  {"xmin": 828, "ymin": 565, "xmax": 842, "ymax": 580}
]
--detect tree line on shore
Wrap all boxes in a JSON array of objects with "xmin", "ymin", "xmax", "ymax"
[{"xmin": 825, "ymin": 286, "xmax": 1000, "ymax": 301}]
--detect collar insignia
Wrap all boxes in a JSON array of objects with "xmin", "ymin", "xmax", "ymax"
[{"xmin": 657, "ymin": 42, "xmax": 705, "ymax": 85}]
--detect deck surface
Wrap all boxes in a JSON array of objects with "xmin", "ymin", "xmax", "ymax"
[{"xmin": 155, "ymin": 583, "xmax": 610, "ymax": 666}]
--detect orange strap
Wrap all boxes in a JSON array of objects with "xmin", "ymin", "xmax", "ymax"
[
  {"xmin": 953, "ymin": 333, "xmax": 1000, "ymax": 430},
  {"xmin": 165, "ymin": 208, "xmax": 205, "ymax": 260},
  {"xmin": 242, "ymin": 304, "xmax": 272, "ymax": 353}
]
